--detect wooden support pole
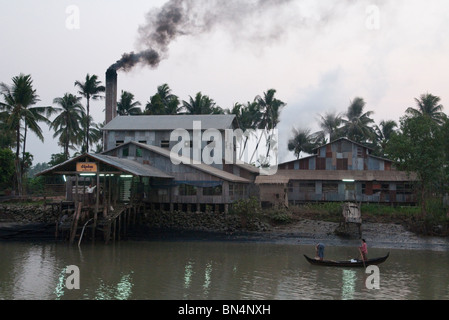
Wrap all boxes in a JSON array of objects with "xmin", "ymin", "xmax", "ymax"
[
  {"xmin": 113, "ymin": 219, "xmax": 116, "ymax": 242},
  {"xmin": 118, "ymin": 212, "xmax": 121, "ymax": 241},
  {"xmin": 108, "ymin": 175, "xmax": 112, "ymax": 212},
  {"xmin": 75, "ymin": 174, "xmax": 79, "ymax": 203},
  {"xmin": 92, "ymin": 173, "xmax": 100, "ymax": 243},
  {"xmin": 104, "ymin": 221, "xmax": 111, "ymax": 244},
  {"xmin": 133, "ymin": 206, "xmax": 137, "ymax": 225},
  {"xmin": 70, "ymin": 202, "xmax": 82, "ymax": 245}
]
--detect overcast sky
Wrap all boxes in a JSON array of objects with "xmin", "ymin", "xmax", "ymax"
[{"xmin": 1, "ymin": 0, "xmax": 449, "ymax": 165}]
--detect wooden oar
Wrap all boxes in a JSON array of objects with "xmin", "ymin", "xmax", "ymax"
[{"xmin": 359, "ymin": 248, "xmax": 366, "ymax": 268}]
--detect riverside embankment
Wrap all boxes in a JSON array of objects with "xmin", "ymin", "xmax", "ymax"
[{"xmin": 0, "ymin": 203, "xmax": 448, "ymax": 251}]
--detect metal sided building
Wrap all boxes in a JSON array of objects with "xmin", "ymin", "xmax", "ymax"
[
  {"xmin": 101, "ymin": 141, "xmax": 252, "ymax": 213},
  {"xmin": 275, "ymin": 138, "xmax": 417, "ymax": 205},
  {"xmin": 102, "ymin": 114, "xmax": 240, "ymax": 170}
]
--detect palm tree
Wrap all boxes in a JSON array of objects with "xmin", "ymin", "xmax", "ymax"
[
  {"xmin": 406, "ymin": 93, "xmax": 446, "ymax": 125},
  {"xmin": 146, "ymin": 84, "xmax": 181, "ymax": 115},
  {"xmin": 226, "ymin": 101, "xmax": 262, "ymax": 161},
  {"xmin": 255, "ymin": 89, "xmax": 286, "ymax": 131},
  {"xmin": 79, "ymin": 115, "xmax": 104, "ymax": 153},
  {"xmin": 339, "ymin": 97, "xmax": 376, "ymax": 143},
  {"xmin": 74, "ymin": 74, "xmax": 105, "ymax": 153},
  {"xmin": 21, "ymin": 105, "xmax": 55, "ymax": 177},
  {"xmin": 287, "ymin": 128, "xmax": 317, "ymax": 159},
  {"xmin": 374, "ymin": 120, "xmax": 398, "ymax": 156},
  {"xmin": 182, "ymin": 92, "xmax": 224, "ymax": 115},
  {"xmin": 117, "ymin": 90, "xmax": 142, "ymax": 115},
  {"xmin": 251, "ymin": 89, "xmax": 286, "ymax": 163},
  {"xmin": 50, "ymin": 93, "xmax": 85, "ymax": 160},
  {"xmin": 317, "ymin": 111, "xmax": 342, "ymax": 142},
  {"xmin": 0, "ymin": 74, "xmax": 41, "ymax": 195},
  {"xmin": 0, "ymin": 111, "xmax": 15, "ymax": 149}
]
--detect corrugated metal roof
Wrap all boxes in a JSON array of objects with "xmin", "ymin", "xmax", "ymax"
[
  {"xmin": 255, "ymin": 175, "xmax": 290, "ymax": 184},
  {"xmin": 37, "ymin": 153, "xmax": 174, "ymax": 179},
  {"xmin": 91, "ymin": 154, "xmax": 173, "ymax": 178},
  {"xmin": 102, "ymin": 115, "xmax": 237, "ymax": 131},
  {"xmin": 260, "ymin": 170, "xmax": 416, "ymax": 182},
  {"xmin": 131, "ymin": 142, "xmax": 250, "ymax": 183},
  {"xmin": 312, "ymin": 137, "xmax": 374, "ymax": 151},
  {"xmin": 233, "ymin": 162, "xmax": 261, "ymax": 174}
]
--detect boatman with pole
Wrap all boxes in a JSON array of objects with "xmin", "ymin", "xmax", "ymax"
[
  {"xmin": 359, "ymin": 239, "xmax": 368, "ymax": 261},
  {"xmin": 315, "ymin": 243, "xmax": 325, "ymax": 261}
]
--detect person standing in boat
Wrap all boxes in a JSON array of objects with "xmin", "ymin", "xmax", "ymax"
[
  {"xmin": 315, "ymin": 243, "xmax": 325, "ymax": 261},
  {"xmin": 359, "ymin": 239, "xmax": 368, "ymax": 261}
]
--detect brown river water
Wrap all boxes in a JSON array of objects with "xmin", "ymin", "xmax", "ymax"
[{"xmin": 0, "ymin": 239, "xmax": 448, "ymax": 300}]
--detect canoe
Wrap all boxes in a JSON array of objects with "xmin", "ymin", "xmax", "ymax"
[{"xmin": 304, "ymin": 252, "xmax": 389, "ymax": 268}]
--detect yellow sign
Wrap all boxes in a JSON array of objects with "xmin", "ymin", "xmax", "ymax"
[{"xmin": 76, "ymin": 162, "xmax": 97, "ymax": 173}]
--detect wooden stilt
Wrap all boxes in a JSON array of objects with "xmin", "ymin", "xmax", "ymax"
[
  {"xmin": 113, "ymin": 219, "xmax": 116, "ymax": 242},
  {"xmin": 104, "ymin": 221, "xmax": 111, "ymax": 244},
  {"xmin": 118, "ymin": 212, "xmax": 121, "ymax": 241},
  {"xmin": 93, "ymin": 173, "xmax": 99, "ymax": 243},
  {"xmin": 70, "ymin": 202, "xmax": 82, "ymax": 245}
]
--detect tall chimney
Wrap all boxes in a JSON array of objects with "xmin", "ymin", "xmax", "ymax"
[{"xmin": 105, "ymin": 68, "xmax": 118, "ymax": 124}]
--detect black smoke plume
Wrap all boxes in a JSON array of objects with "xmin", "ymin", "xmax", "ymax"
[
  {"xmin": 109, "ymin": 0, "xmax": 297, "ymax": 71},
  {"xmin": 109, "ymin": 0, "xmax": 379, "ymax": 72}
]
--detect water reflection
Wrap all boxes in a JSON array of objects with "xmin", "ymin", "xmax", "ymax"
[
  {"xmin": 54, "ymin": 268, "xmax": 67, "ymax": 300},
  {"xmin": 184, "ymin": 260, "xmax": 194, "ymax": 289},
  {"xmin": 114, "ymin": 273, "xmax": 133, "ymax": 300},
  {"xmin": 1, "ymin": 241, "xmax": 449, "ymax": 300},
  {"xmin": 341, "ymin": 269, "xmax": 357, "ymax": 300},
  {"xmin": 203, "ymin": 262, "xmax": 212, "ymax": 293}
]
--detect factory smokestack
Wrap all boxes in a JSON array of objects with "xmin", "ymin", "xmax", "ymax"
[{"xmin": 105, "ymin": 68, "xmax": 118, "ymax": 124}]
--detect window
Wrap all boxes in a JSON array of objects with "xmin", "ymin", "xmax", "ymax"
[
  {"xmin": 299, "ymin": 182, "xmax": 315, "ymax": 193},
  {"xmin": 357, "ymin": 147, "xmax": 364, "ymax": 158},
  {"xmin": 179, "ymin": 184, "xmax": 197, "ymax": 196},
  {"xmin": 139, "ymin": 140, "xmax": 147, "ymax": 145},
  {"xmin": 397, "ymin": 183, "xmax": 413, "ymax": 195},
  {"xmin": 161, "ymin": 140, "xmax": 170, "ymax": 149},
  {"xmin": 122, "ymin": 147, "xmax": 129, "ymax": 157},
  {"xmin": 362, "ymin": 183, "xmax": 374, "ymax": 195},
  {"xmin": 323, "ymin": 182, "xmax": 338, "ymax": 193},
  {"xmin": 203, "ymin": 185, "xmax": 222, "ymax": 196},
  {"xmin": 116, "ymin": 140, "xmax": 124, "ymax": 147},
  {"xmin": 229, "ymin": 184, "xmax": 247, "ymax": 197},
  {"xmin": 136, "ymin": 148, "xmax": 143, "ymax": 158}
]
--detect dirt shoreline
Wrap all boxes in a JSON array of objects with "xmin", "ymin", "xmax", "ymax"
[
  {"xmin": 259, "ymin": 219, "xmax": 449, "ymax": 251},
  {"xmin": 1, "ymin": 209, "xmax": 449, "ymax": 251},
  {"xmin": 124, "ymin": 218, "xmax": 449, "ymax": 252}
]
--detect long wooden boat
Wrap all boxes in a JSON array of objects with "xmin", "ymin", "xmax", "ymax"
[{"xmin": 304, "ymin": 252, "xmax": 389, "ymax": 268}]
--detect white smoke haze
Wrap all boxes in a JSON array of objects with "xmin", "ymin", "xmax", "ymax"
[
  {"xmin": 2, "ymin": 0, "xmax": 449, "ymax": 164},
  {"xmin": 105, "ymin": 0, "xmax": 449, "ymax": 163}
]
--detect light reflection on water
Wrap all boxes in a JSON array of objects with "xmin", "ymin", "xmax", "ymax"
[{"xmin": 0, "ymin": 241, "xmax": 448, "ymax": 300}]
